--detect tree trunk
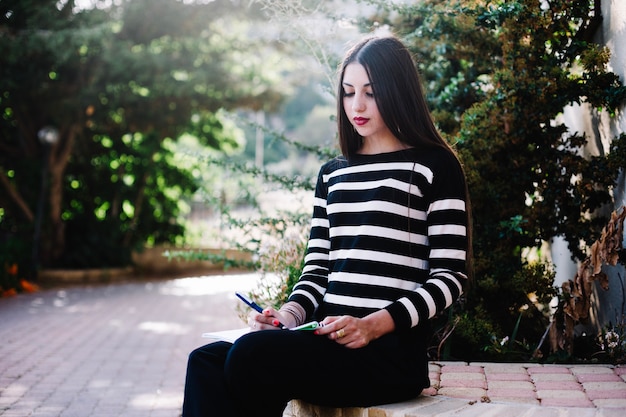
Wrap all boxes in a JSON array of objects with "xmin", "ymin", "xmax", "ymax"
[{"xmin": 45, "ymin": 125, "xmax": 78, "ymax": 265}]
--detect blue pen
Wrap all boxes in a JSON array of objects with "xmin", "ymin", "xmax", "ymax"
[
  {"xmin": 236, "ymin": 292, "xmax": 263, "ymax": 313},
  {"xmin": 235, "ymin": 292, "xmax": 286, "ymax": 329}
]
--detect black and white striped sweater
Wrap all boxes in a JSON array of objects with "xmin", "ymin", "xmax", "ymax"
[{"xmin": 288, "ymin": 146, "xmax": 468, "ymax": 330}]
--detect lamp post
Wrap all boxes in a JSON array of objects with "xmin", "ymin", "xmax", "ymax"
[{"xmin": 32, "ymin": 126, "xmax": 60, "ymax": 280}]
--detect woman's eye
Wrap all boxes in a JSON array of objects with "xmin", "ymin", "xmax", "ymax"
[
  {"xmin": 343, "ymin": 92, "xmax": 355, "ymax": 97},
  {"xmin": 366, "ymin": 92, "xmax": 374, "ymax": 97}
]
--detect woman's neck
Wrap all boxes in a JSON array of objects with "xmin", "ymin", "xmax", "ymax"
[{"xmin": 358, "ymin": 135, "xmax": 410, "ymax": 155}]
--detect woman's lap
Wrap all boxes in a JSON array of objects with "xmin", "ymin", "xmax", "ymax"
[
  {"xmin": 224, "ymin": 329, "xmax": 428, "ymax": 408},
  {"xmin": 184, "ymin": 328, "xmax": 428, "ymax": 416}
]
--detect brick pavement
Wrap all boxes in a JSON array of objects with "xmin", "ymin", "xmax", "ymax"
[
  {"xmin": 0, "ymin": 273, "xmax": 255, "ymax": 417},
  {"xmin": 430, "ymin": 362, "xmax": 626, "ymax": 408},
  {"xmin": 1, "ymin": 273, "xmax": 625, "ymax": 417}
]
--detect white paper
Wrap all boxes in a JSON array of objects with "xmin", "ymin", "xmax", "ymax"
[{"xmin": 201, "ymin": 327, "xmax": 250, "ymax": 343}]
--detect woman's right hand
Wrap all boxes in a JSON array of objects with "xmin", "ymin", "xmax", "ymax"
[{"xmin": 247, "ymin": 307, "xmax": 290, "ymax": 331}]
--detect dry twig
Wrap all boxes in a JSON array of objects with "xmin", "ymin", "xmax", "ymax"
[{"xmin": 549, "ymin": 206, "xmax": 626, "ymax": 354}]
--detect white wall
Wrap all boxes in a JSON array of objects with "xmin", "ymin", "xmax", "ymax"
[{"xmin": 552, "ymin": 0, "xmax": 626, "ymax": 331}]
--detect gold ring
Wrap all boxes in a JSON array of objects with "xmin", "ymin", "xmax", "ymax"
[{"xmin": 337, "ymin": 328, "xmax": 345, "ymax": 338}]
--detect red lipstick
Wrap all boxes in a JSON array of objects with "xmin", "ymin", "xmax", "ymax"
[{"xmin": 353, "ymin": 117, "xmax": 369, "ymax": 126}]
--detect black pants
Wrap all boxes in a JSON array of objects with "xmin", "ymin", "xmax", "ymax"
[{"xmin": 182, "ymin": 327, "xmax": 430, "ymax": 417}]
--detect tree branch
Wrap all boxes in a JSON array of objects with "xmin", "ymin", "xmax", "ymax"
[{"xmin": 0, "ymin": 167, "xmax": 34, "ymax": 222}]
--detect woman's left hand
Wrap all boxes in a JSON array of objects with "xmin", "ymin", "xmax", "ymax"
[{"xmin": 316, "ymin": 309, "xmax": 395, "ymax": 349}]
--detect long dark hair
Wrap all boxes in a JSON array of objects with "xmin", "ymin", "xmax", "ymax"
[
  {"xmin": 336, "ymin": 35, "xmax": 474, "ymax": 284},
  {"xmin": 337, "ymin": 36, "xmax": 451, "ymax": 157}
]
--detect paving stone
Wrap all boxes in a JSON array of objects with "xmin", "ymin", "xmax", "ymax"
[
  {"xmin": 421, "ymin": 387, "xmax": 438, "ymax": 396},
  {"xmin": 528, "ymin": 366, "xmax": 573, "ymax": 374},
  {"xmin": 428, "ymin": 363, "xmax": 441, "ymax": 372},
  {"xmin": 530, "ymin": 373, "xmax": 578, "ymax": 382},
  {"xmin": 487, "ymin": 396, "xmax": 540, "ymax": 406},
  {"xmin": 437, "ymin": 402, "xmax": 529, "ymax": 417},
  {"xmin": 484, "ymin": 372, "xmax": 531, "ymax": 381},
  {"xmin": 576, "ymin": 373, "xmax": 623, "ymax": 382},
  {"xmin": 539, "ymin": 397, "xmax": 595, "ymax": 407},
  {"xmin": 428, "ymin": 378, "xmax": 440, "ymax": 386},
  {"xmin": 534, "ymin": 380, "xmax": 584, "ymax": 390},
  {"xmin": 436, "ymin": 361, "xmax": 469, "ymax": 367},
  {"xmin": 586, "ymin": 389, "xmax": 626, "ymax": 400},
  {"xmin": 582, "ymin": 381, "xmax": 626, "ymax": 391},
  {"xmin": 440, "ymin": 371, "xmax": 486, "ymax": 389},
  {"xmin": 536, "ymin": 389, "xmax": 588, "ymax": 400},
  {"xmin": 481, "ymin": 364, "xmax": 529, "ymax": 374},
  {"xmin": 486, "ymin": 387, "xmax": 536, "ymax": 398},
  {"xmin": 513, "ymin": 408, "xmax": 563, "ymax": 417},
  {"xmin": 440, "ymin": 365, "xmax": 484, "ymax": 373},
  {"xmin": 440, "ymin": 372, "xmax": 486, "ymax": 381},
  {"xmin": 437, "ymin": 387, "xmax": 487, "ymax": 400},
  {"xmin": 570, "ymin": 366, "xmax": 616, "ymax": 375},
  {"xmin": 392, "ymin": 397, "xmax": 473, "ymax": 416},
  {"xmin": 2, "ymin": 274, "xmax": 626, "ymax": 417},
  {"xmin": 440, "ymin": 379, "xmax": 487, "ymax": 389},
  {"xmin": 592, "ymin": 398, "xmax": 626, "ymax": 408},
  {"xmin": 487, "ymin": 380, "xmax": 535, "ymax": 389}
]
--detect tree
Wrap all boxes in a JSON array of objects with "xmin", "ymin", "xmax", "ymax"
[
  {"xmin": 359, "ymin": 0, "xmax": 626, "ymax": 360},
  {"xmin": 0, "ymin": 0, "xmax": 285, "ymax": 275}
]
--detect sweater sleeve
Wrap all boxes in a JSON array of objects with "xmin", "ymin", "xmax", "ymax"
[
  {"xmin": 385, "ymin": 151, "xmax": 469, "ymax": 329},
  {"xmin": 286, "ymin": 162, "xmax": 333, "ymax": 318}
]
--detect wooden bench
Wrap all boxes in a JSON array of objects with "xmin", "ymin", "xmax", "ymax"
[{"xmin": 284, "ymin": 395, "xmax": 489, "ymax": 417}]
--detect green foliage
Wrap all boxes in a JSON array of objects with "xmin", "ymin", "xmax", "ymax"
[
  {"xmin": 0, "ymin": 0, "xmax": 287, "ymax": 270},
  {"xmin": 348, "ymin": 0, "xmax": 626, "ymax": 362},
  {"xmin": 60, "ymin": 131, "xmax": 198, "ymax": 267},
  {"xmin": 432, "ymin": 261, "xmax": 557, "ymax": 362},
  {"xmin": 595, "ymin": 316, "xmax": 626, "ymax": 364},
  {"xmin": 2, "ymin": 0, "xmax": 623, "ymax": 366},
  {"xmin": 445, "ymin": 307, "xmax": 496, "ymax": 360},
  {"xmin": 247, "ymin": 219, "xmax": 308, "ymax": 308},
  {"xmin": 200, "ymin": 0, "xmax": 624, "ymax": 362}
]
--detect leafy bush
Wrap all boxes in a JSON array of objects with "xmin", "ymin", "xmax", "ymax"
[{"xmin": 171, "ymin": 0, "xmax": 626, "ymax": 364}]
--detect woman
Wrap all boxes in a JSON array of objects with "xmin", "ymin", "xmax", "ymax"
[{"xmin": 182, "ymin": 35, "xmax": 470, "ymax": 417}]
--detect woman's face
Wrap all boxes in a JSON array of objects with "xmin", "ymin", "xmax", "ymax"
[{"xmin": 342, "ymin": 63, "xmax": 393, "ymax": 144}]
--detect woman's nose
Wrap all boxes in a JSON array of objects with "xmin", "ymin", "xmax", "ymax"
[{"xmin": 352, "ymin": 94, "xmax": 365, "ymax": 112}]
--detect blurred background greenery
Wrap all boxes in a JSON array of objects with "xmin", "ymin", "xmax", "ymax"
[{"xmin": 2, "ymin": 0, "xmax": 625, "ymax": 363}]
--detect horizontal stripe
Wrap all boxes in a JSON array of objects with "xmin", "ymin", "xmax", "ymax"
[
  {"xmin": 293, "ymin": 278, "xmax": 326, "ymax": 293},
  {"xmin": 416, "ymin": 287, "xmax": 437, "ymax": 319},
  {"xmin": 430, "ymin": 248, "xmax": 466, "ymax": 260},
  {"xmin": 307, "ymin": 238, "xmax": 330, "ymax": 250},
  {"xmin": 330, "ymin": 248, "xmax": 428, "ymax": 270},
  {"xmin": 324, "ymin": 293, "xmax": 391, "ymax": 309},
  {"xmin": 329, "ymin": 225, "xmax": 428, "ymax": 245},
  {"xmin": 310, "ymin": 217, "xmax": 329, "ymax": 228},
  {"xmin": 324, "ymin": 161, "xmax": 434, "ymax": 183},
  {"xmin": 327, "ymin": 201, "xmax": 426, "ymax": 220},
  {"xmin": 399, "ymin": 297, "xmax": 420, "ymax": 327},
  {"xmin": 291, "ymin": 288, "xmax": 319, "ymax": 306},
  {"xmin": 303, "ymin": 252, "xmax": 328, "ymax": 264},
  {"xmin": 313, "ymin": 197, "xmax": 327, "ymax": 209},
  {"xmin": 328, "ymin": 178, "xmax": 423, "ymax": 197},
  {"xmin": 428, "ymin": 198, "xmax": 465, "ymax": 213},
  {"xmin": 430, "ymin": 270, "xmax": 466, "ymax": 290},
  {"xmin": 428, "ymin": 224, "xmax": 466, "ymax": 236},
  {"xmin": 301, "ymin": 265, "xmax": 327, "ymax": 275},
  {"xmin": 430, "ymin": 279, "xmax": 453, "ymax": 307},
  {"xmin": 328, "ymin": 271, "xmax": 420, "ymax": 291}
]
